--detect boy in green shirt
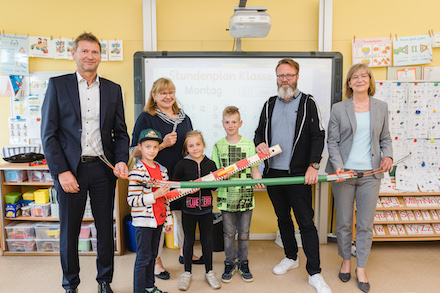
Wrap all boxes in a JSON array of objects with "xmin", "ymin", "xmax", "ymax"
[{"xmin": 212, "ymin": 106, "xmax": 264, "ymax": 283}]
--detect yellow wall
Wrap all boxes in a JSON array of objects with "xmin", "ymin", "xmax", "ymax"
[{"xmin": 2, "ymin": 0, "xmax": 440, "ymax": 235}]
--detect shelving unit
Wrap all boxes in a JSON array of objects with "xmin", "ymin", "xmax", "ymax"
[
  {"xmin": 0, "ymin": 163, "xmax": 129, "ymax": 255},
  {"xmin": 353, "ymin": 192, "xmax": 440, "ymax": 242}
]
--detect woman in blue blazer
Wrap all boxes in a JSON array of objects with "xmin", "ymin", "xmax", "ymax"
[{"xmin": 326, "ymin": 64, "xmax": 393, "ymax": 293}]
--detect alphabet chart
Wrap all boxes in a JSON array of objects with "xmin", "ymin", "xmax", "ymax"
[{"xmin": 374, "ymin": 81, "xmax": 440, "ymax": 192}]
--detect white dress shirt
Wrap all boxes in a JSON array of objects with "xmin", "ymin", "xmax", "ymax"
[{"xmin": 76, "ymin": 71, "xmax": 104, "ymax": 156}]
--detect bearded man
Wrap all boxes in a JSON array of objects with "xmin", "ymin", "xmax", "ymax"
[{"xmin": 254, "ymin": 59, "xmax": 331, "ymax": 293}]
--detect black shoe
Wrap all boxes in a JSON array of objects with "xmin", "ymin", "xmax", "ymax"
[
  {"xmin": 338, "ymin": 263, "xmax": 351, "ymax": 282},
  {"xmin": 155, "ymin": 270, "xmax": 170, "ymax": 280},
  {"xmin": 179, "ymin": 255, "xmax": 184, "ymax": 264},
  {"xmin": 237, "ymin": 260, "xmax": 253, "ymax": 282},
  {"xmin": 192, "ymin": 255, "xmax": 205, "ymax": 265},
  {"xmin": 221, "ymin": 261, "xmax": 236, "ymax": 283},
  {"xmin": 355, "ymin": 268, "xmax": 370, "ymax": 292},
  {"xmin": 65, "ymin": 289, "xmax": 77, "ymax": 293},
  {"xmin": 98, "ymin": 282, "xmax": 113, "ymax": 293}
]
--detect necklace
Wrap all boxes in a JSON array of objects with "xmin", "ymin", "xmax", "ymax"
[{"xmin": 353, "ymin": 98, "xmax": 369, "ymax": 109}]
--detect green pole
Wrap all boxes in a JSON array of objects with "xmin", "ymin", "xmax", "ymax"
[{"xmin": 179, "ymin": 175, "xmax": 340, "ymax": 189}]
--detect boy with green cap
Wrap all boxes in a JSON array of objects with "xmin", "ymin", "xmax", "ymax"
[{"xmin": 127, "ymin": 128, "xmax": 173, "ymax": 293}]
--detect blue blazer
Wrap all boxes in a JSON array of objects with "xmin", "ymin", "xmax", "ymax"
[
  {"xmin": 41, "ymin": 73, "xmax": 129, "ymax": 178},
  {"xmin": 325, "ymin": 97, "xmax": 393, "ymax": 179}
]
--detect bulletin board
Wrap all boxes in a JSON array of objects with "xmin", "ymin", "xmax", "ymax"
[
  {"xmin": 133, "ymin": 51, "xmax": 343, "ymax": 168},
  {"xmin": 374, "ymin": 80, "xmax": 440, "ymax": 192}
]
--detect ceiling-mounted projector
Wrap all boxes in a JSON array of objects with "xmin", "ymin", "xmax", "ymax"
[{"xmin": 229, "ymin": 7, "xmax": 271, "ymax": 38}]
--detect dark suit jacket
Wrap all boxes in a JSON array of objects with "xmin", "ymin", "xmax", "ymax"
[{"xmin": 41, "ymin": 73, "xmax": 129, "ymax": 178}]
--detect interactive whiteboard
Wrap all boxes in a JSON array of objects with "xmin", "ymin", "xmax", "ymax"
[{"xmin": 134, "ymin": 52, "xmax": 343, "ymax": 170}]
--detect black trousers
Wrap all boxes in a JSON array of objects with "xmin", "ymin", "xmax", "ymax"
[
  {"xmin": 182, "ymin": 211, "xmax": 213, "ymax": 273},
  {"xmin": 266, "ymin": 169, "xmax": 321, "ymax": 276},
  {"xmin": 56, "ymin": 160, "xmax": 116, "ymax": 290}
]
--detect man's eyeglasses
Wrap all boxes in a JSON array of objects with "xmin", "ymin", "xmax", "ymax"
[
  {"xmin": 158, "ymin": 90, "xmax": 176, "ymax": 97},
  {"xmin": 277, "ymin": 74, "xmax": 298, "ymax": 80}
]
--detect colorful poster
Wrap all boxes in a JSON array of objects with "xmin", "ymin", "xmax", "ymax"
[
  {"xmin": 0, "ymin": 75, "xmax": 13, "ymax": 96},
  {"xmin": 393, "ymin": 35, "xmax": 433, "ymax": 66},
  {"xmin": 352, "ymin": 37, "xmax": 392, "ymax": 67},
  {"xmin": 66, "ymin": 38, "xmax": 75, "ymax": 60},
  {"xmin": 0, "ymin": 34, "xmax": 29, "ymax": 75},
  {"xmin": 9, "ymin": 75, "xmax": 28, "ymax": 101},
  {"xmin": 432, "ymin": 32, "xmax": 440, "ymax": 48},
  {"xmin": 100, "ymin": 40, "xmax": 108, "ymax": 61},
  {"xmin": 9, "ymin": 117, "xmax": 28, "ymax": 145},
  {"xmin": 109, "ymin": 40, "xmax": 123, "ymax": 61},
  {"xmin": 29, "ymin": 36, "xmax": 55, "ymax": 58},
  {"xmin": 54, "ymin": 38, "xmax": 69, "ymax": 59}
]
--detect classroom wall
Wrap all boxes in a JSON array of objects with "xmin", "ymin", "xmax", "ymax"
[{"xmin": 2, "ymin": 0, "xmax": 440, "ymax": 236}]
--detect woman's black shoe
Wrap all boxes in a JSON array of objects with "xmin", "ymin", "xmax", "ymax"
[
  {"xmin": 339, "ymin": 263, "xmax": 351, "ymax": 282},
  {"xmin": 355, "ymin": 268, "xmax": 370, "ymax": 292},
  {"xmin": 192, "ymin": 255, "xmax": 205, "ymax": 265},
  {"xmin": 155, "ymin": 270, "xmax": 170, "ymax": 280}
]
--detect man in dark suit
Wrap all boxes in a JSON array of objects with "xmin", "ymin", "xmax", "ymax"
[{"xmin": 41, "ymin": 32, "xmax": 129, "ymax": 293}]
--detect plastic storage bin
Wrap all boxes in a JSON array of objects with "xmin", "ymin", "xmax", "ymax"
[
  {"xmin": 5, "ymin": 222, "xmax": 35, "ymax": 239},
  {"xmin": 30, "ymin": 202, "xmax": 51, "ymax": 217},
  {"xmin": 78, "ymin": 238, "xmax": 91, "ymax": 252},
  {"xmin": 5, "ymin": 192, "xmax": 22, "ymax": 204},
  {"xmin": 28, "ymin": 170, "xmax": 44, "ymax": 182},
  {"xmin": 34, "ymin": 189, "xmax": 50, "ymax": 204},
  {"xmin": 4, "ymin": 170, "xmax": 27, "ymax": 183},
  {"xmin": 6, "ymin": 238, "xmax": 36, "ymax": 252},
  {"xmin": 90, "ymin": 222, "xmax": 97, "ymax": 238},
  {"xmin": 43, "ymin": 171, "xmax": 53, "ymax": 182},
  {"xmin": 21, "ymin": 205, "xmax": 31, "ymax": 217},
  {"xmin": 91, "ymin": 238, "xmax": 97, "ymax": 252},
  {"xmin": 79, "ymin": 223, "xmax": 91, "ymax": 238},
  {"xmin": 22, "ymin": 191, "xmax": 34, "ymax": 201},
  {"xmin": 35, "ymin": 222, "xmax": 60, "ymax": 239},
  {"xmin": 36, "ymin": 239, "xmax": 60, "ymax": 253}
]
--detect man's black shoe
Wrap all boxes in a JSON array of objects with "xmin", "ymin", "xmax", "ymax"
[{"xmin": 98, "ymin": 282, "xmax": 114, "ymax": 293}]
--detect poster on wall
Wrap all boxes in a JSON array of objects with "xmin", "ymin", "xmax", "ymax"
[
  {"xmin": 8, "ymin": 117, "xmax": 28, "ymax": 145},
  {"xmin": 100, "ymin": 40, "xmax": 108, "ymax": 61},
  {"xmin": 29, "ymin": 36, "xmax": 55, "ymax": 58},
  {"xmin": 393, "ymin": 35, "xmax": 433, "ymax": 66},
  {"xmin": 432, "ymin": 32, "xmax": 440, "ymax": 48},
  {"xmin": 109, "ymin": 40, "xmax": 123, "ymax": 61},
  {"xmin": 0, "ymin": 34, "xmax": 29, "ymax": 75},
  {"xmin": 352, "ymin": 37, "xmax": 392, "ymax": 67},
  {"xmin": 54, "ymin": 38, "xmax": 69, "ymax": 59}
]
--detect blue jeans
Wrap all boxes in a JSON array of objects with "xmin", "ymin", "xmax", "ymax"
[
  {"xmin": 222, "ymin": 210, "xmax": 252, "ymax": 263},
  {"xmin": 134, "ymin": 225, "xmax": 162, "ymax": 293}
]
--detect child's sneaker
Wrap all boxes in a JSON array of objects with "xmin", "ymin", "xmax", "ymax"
[
  {"xmin": 237, "ymin": 260, "xmax": 253, "ymax": 282},
  {"xmin": 205, "ymin": 270, "xmax": 221, "ymax": 289},
  {"xmin": 221, "ymin": 261, "xmax": 236, "ymax": 283},
  {"xmin": 146, "ymin": 286, "xmax": 168, "ymax": 293},
  {"xmin": 178, "ymin": 271, "xmax": 192, "ymax": 291}
]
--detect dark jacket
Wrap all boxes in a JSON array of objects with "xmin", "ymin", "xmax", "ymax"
[
  {"xmin": 254, "ymin": 93, "xmax": 325, "ymax": 175},
  {"xmin": 41, "ymin": 73, "xmax": 129, "ymax": 178},
  {"xmin": 173, "ymin": 155, "xmax": 217, "ymax": 213}
]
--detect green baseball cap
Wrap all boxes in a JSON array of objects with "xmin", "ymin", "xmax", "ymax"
[{"xmin": 138, "ymin": 128, "xmax": 163, "ymax": 144}]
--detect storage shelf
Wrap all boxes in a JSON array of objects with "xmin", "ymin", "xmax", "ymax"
[
  {"xmin": 1, "ymin": 163, "xmax": 129, "ymax": 256},
  {"xmin": 372, "ymin": 207, "xmax": 440, "ymax": 211},
  {"xmin": 5, "ymin": 217, "xmax": 96, "ymax": 222},
  {"xmin": 353, "ymin": 192, "xmax": 440, "ymax": 242},
  {"xmin": 2, "ymin": 251, "xmax": 121, "ymax": 256},
  {"xmin": 3, "ymin": 182, "xmax": 53, "ymax": 186},
  {"xmin": 379, "ymin": 192, "xmax": 440, "ymax": 197},
  {"xmin": 373, "ymin": 235, "xmax": 440, "ymax": 241},
  {"xmin": 374, "ymin": 220, "xmax": 440, "ymax": 224}
]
